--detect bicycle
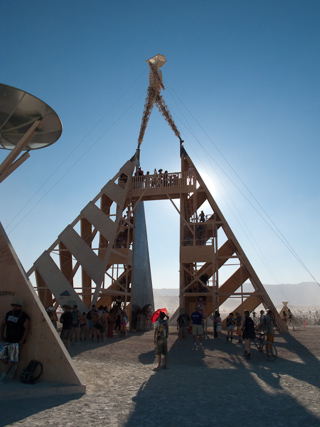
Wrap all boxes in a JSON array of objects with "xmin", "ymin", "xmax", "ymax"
[{"xmin": 253, "ymin": 331, "xmax": 277, "ymax": 361}]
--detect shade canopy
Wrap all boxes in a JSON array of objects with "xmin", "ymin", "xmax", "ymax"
[{"xmin": 0, "ymin": 83, "xmax": 62, "ymax": 150}]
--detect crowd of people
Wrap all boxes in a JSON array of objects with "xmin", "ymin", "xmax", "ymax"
[
  {"xmin": 173, "ymin": 307, "xmax": 276, "ymax": 363},
  {"xmin": 132, "ymin": 167, "xmax": 182, "ymax": 189},
  {"xmin": 293, "ymin": 308, "xmax": 320, "ymax": 325},
  {"xmin": 46, "ymin": 303, "xmax": 129, "ymax": 350},
  {"xmin": 0, "ymin": 294, "xmax": 287, "ymax": 381}
]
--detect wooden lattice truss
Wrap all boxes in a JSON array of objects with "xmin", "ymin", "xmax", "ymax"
[
  {"xmin": 178, "ymin": 146, "xmax": 287, "ymax": 332},
  {"xmin": 27, "ymin": 154, "xmax": 139, "ymax": 313}
]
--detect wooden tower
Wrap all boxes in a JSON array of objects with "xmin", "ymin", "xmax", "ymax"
[
  {"xmin": 27, "ymin": 54, "xmax": 287, "ymax": 332},
  {"xmin": 179, "ymin": 145, "xmax": 287, "ymax": 331}
]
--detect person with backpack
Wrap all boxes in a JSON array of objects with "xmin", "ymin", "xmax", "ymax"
[
  {"xmin": 242, "ymin": 310, "xmax": 256, "ymax": 360},
  {"xmin": 154, "ymin": 311, "xmax": 169, "ymax": 370}
]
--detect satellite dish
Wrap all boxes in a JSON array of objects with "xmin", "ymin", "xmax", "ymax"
[
  {"xmin": 0, "ymin": 83, "xmax": 62, "ymax": 150},
  {"xmin": 0, "ymin": 84, "xmax": 63, "ymax": 183}
]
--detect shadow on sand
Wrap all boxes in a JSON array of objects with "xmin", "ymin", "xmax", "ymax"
[
  {"xmin": 126, "ymin": 331, "xmax": 320, "ymax": 427},
  {"xmin": 0, "ymin": 394, "xmax": 83, "ymax": 427}
]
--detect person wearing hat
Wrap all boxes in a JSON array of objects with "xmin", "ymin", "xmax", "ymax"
[{"xmin": 0, "ymin": 298, "xmax": 30, "ymax": 383}]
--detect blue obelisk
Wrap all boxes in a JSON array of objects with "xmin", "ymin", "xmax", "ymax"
[{"xmin": 130, "ymin": 200, "xmax": 154, "ymax": 330}]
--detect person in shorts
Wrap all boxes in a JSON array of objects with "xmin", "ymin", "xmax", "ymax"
[
  {"xmin": 154, "ymin": 311, "xmax": 169, "ymax": 370},
  {"xmin": 226, "ymin": 313, "xmax": 235, "ymax": 342},
  {"xmin": 0, "ymin": 298, "xmax": 30, "ymax": 383}
]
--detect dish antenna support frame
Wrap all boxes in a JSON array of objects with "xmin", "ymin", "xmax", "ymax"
[{"xmin": 0, "ymin": 117, "xmax": 42, "ymax": 183}]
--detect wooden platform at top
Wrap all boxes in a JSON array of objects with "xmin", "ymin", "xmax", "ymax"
[{"xmin": 128, "ymin": 171, "xmax": 197, "ymax": 201}]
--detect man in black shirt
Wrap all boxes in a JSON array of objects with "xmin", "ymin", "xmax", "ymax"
[{"xmin": 0, "ymin": 298, "xmax": 30, "ymax": 383}]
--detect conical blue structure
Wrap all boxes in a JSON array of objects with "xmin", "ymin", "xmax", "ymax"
[{"xmin": 130, "ymin": 200, "xmax": 154, "ymax": 330}]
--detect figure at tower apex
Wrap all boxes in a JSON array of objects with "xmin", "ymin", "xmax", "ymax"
[
  {"xmin": 137, "ymin": 53, "xmax": 183, "ymax": 148},
  {"xmin": 146, "ymin": 53, "xmax": 167, "ymax": 69}
]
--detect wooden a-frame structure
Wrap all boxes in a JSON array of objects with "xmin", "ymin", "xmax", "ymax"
[
  {"xmin": 27, "ymin": 54, "xmax": 287, "ymax": 332},
  {"xmin": 27, "ymin": 144, "xmax": 287, "ymax": 331}
]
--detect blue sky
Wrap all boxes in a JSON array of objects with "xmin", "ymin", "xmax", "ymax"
[{"xmin": 1, "ymin": 1, "xmax": 319, "ymax": 293}]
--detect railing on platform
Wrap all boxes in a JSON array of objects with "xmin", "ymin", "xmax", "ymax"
[
  {"xmin": 130, "ymin": 171, "xmax": 195, "ymax": 192},
  {"xmin": 182, "ymin": 236, "xmax": 214, "ymax": 246}
]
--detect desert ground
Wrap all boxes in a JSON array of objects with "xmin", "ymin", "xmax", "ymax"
[{"xmin": 1, "ymin": 324, "xmax": 320, "ymax": 427}]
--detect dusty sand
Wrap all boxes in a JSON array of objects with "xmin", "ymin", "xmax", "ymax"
[{"xmin": 1, "ymin": 325, "xmax": 320, "ymax": 427}]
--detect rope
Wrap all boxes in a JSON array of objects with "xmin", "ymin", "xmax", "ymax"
[{"xmin": 164, "ymin": 78, "xmax": 320, "ymax": 289}]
